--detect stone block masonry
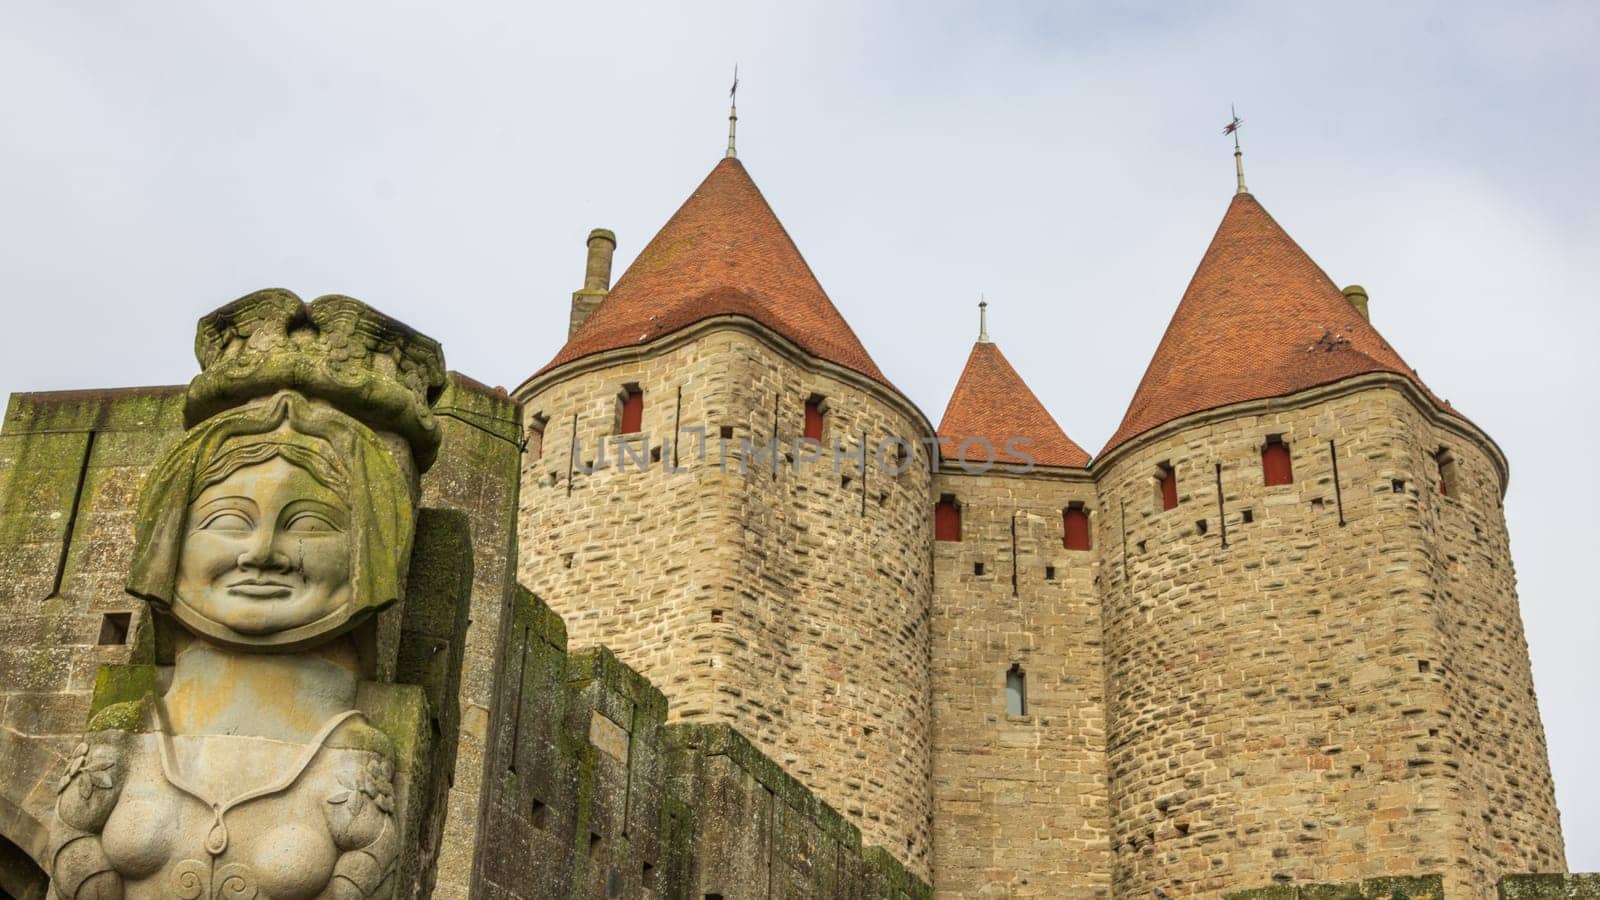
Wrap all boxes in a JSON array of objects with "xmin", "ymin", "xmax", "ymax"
[
  {"xmin": 0, "ymin": 386, "xmax": 188, "ymax": 891},
  {"xmin": 1092, "ymin": 381, "xmax": 1563, "ymax": 898},
  {"xmin": 1225, "ymin": 872, "xmax": 1600, "ymax": 899},
  {"xmin": 470, "ymin": 584, "xmax": 930, "ymax": 898},
  {"xmin": 516, "ymin": 324, "xmax": 936, "ymax": 878},
  {"xmin": 929, "ymin": 465, "xmax": 1112, "ymax": 898}
]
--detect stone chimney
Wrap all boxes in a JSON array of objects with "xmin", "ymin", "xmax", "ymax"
[
  {"xmin": 1342, "ymin": 284, "xmax": 1369, "ymax": 321},
  {"xmin": 569, "ymin": 228, "xmax": 616, "ymax": 338}
]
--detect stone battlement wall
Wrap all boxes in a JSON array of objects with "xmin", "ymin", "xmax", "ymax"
[
  {"xmin": 1224, "ymin": 872, "xmax": 1600, "ymax": 899},
  {"xmin": 472, "ymin": 583, "xmax": 930, "ymax": 898}
]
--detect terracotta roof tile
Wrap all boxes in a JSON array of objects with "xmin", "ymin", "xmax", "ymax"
[
  {"xmin": 938, "ymin": 341, "xmax": 1090, "ymax": 468},
  {"xmin": 536, "ymin": 157, "xmax": 889, "ymax": 387},
  {"xmin": 1102, "ymin": 192, "xmax": 1449, "ymax": 455}
]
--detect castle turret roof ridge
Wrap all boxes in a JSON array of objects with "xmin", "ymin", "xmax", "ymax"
[
  {"xmin": 1100, "ymin": 190, "xmax": 1454, "ymax": 456},
  {"xmin": 534, "ymin": 157, "xmax": 891, "ymax": 388},
  {"xmin": 938, "ymin": 340, "xmax": 1090, "ymax": 469}
]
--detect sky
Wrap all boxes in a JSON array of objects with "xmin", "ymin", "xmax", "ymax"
[{"xmin": 1, "ymin": 0, "xmax": 1595, "ymax": 870}]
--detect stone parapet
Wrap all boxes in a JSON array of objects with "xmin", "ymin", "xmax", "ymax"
[
  {"xmin": 1225, "ymin": 874, "xmax": 1444, "ymax": 900},
  {"xmin": 471, "ymin": 585, "xmax": 930, "ymax": 898}
]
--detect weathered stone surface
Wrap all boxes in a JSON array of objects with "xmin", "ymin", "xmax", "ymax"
[
  {"xmin": 929, "ymin": 464, "xmax": 1111, "ymax": 897},
  {"xmin": 468, "ymin": 585, "xmax": 931, "ymax": 899},
  {"xmin": 420, "ymin": 373, "xmax": 524, "ymax": 897},
  {"xmin": 186, "ymin": 289, "xmax": 448, "ymax": 469},
  {"xmin": 1095, "ymin": 383, "xmax": 1561, "ymax": 898},
  {"xmin": 516, "ymin": 326, "xmax": 937, "ymax": 877},
  {"xmin": 1498, "ymin": 874, "xmax": 1600, "ymax": 899}
]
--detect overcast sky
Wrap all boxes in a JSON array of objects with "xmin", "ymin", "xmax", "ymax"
[{"xmin": 2, "ymin": 0, "xmax": 1595, "ymax": 870}]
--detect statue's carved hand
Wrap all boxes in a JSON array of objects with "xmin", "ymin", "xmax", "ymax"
[
  {"xmin": 56, "ymin": 742, "xmax": 123, "ymax": 833},
  {"xmin": 323, "ymin": 753, "xmax": 398, "ymax": 896},
  {"xmin": 325, "ymin": 755, "xmax": 395, "ymax": 850},
  {"xmin": 49, "ymin": 831, "xmax": 122, "ymax": 900}
]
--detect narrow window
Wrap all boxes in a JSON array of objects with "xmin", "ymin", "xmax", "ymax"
[
  {"xmin": 1063, "ymin": 503, "xmax": 1091, "ymax": 550},
  {"xmin": 935, "ymin": 495, "xmax": 961, "ymax": 542},
  {"xmin": 1044, "ymin": 565, "xmax": 1056, "ymax": 581},
  {"xmin": 527, "ymin": 414, "xmax": 548, "ymax": 461},
  {"xmin": 804, "ymin": 395, "xmax": 826, "ymax": 442},
  {"xmin": 618, "ymin": 385, "xmax": 643, "ymax": 434},
  {"xmin": 1262, "ymin": 435, "xmax": 1293, "ymax": 486},
  {"xmin": 973, "ymin": 561, "xmax": 984, "ymax": 576},
  {"xmin": 1156, "ymin": 463, "xmax": 1178, "ymax": 511},
  {"xmin": 1436, "ymin": 448, "xmax": 1457, "ymax": 496},
  {"xmin": 1005, "ymin": 664, "xmax": 1027, "ymax": 716}
]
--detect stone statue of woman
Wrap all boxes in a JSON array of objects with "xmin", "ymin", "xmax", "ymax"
[{"xmin": 47, "ymin": 291, "xmax": 445, "ymax": 900}]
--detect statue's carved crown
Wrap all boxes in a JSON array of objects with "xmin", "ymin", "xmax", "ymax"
[{"xmin": 186, "ymin": 289, "xmax": 448, "ymax": 470}]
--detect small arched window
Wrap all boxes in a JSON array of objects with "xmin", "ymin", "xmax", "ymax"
[
  {"xmin": 1005, "ymin": 664, "xmax": 1027, "ymax": 716},
  {"xmin": 1262, "ymin": 435, "xmax": 1293, "ymax": 486},
  {"xmin": 804, "ymin": 395, "xmax": 826, "ymax": 442},
  {"xmin": 619, "ymin": 385, "xmax": 643, "ymax": 434},
  {"xmin": 935, "ymin": 495, "xmax": 961, "ymax": 542},
  {"xmin": 1156, "ymin": 463, "xmax": 1178, "ymax": 512},
  {"xmin": 1063, "ymin": 503, "xmax": 1091, "ymax": 551}
]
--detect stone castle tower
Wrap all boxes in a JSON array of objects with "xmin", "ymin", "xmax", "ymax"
[
  {"xmin": 512, "ymin": 151, "xmax": 1565, "ymax": 896},
  {"xmin": 513, "ymin": 157, "xmax": 940, "ymax": 872}
]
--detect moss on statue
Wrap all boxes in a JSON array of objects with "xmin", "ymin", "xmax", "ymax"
[{"xmin": 86, "ymin": 665, "xmax": 159, "ymax": 732}]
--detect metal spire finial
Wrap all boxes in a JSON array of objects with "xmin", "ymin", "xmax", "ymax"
[
  {"xmin": 725, "ymin": 64, "xmax": 739, "ymax": 159},
  {"xmin": 978, "ymin": 295, "xmax": 991, "ymax": 343},
  {"xmin": 1223, "ymin": 104, "xmax": 1248, "ymax": 194}
]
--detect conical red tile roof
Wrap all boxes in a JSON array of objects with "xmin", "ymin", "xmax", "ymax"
[
  {"xmin": 1102, "ymin": 192, "xmax": 1446, "ymax": 455},
  {"xmin": 939, "ymin": 341, "xmax": 1090, "ymax": 469},
  {"xmin": 536, "ymin": 157, "xmax": 888, "ymax": 386}
]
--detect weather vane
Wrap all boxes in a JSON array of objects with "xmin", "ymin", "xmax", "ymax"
[
  {"xmin": 1223, "ymin": 104, "xmax": 1248, "ymax": 194},
  {"xmin": 978, "ymin": 294, "xmax": 990, "ymax": 343},
  {"xmin": 726, "ymin": 64, "xmax": 740, "ymax": 159}
]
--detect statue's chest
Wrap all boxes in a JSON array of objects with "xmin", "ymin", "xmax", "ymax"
[{"xmin": 100, "ymin": 734, "xmax": 353, "ymax": 899}]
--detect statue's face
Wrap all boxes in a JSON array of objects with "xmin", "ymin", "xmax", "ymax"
[{"xmin": 175, "ymin": 456, "xmax": 353, "ymax": 636}]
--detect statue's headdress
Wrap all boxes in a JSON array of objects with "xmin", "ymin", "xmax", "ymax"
[
  {"xmin": 186, "ymin": 289, "xmax": 447, "ymax": 471},
  {"xmin": 127, "ymin": 289, "xmax": 447, "ymax": 651}
]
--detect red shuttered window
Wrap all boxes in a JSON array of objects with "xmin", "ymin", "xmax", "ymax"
[
  {"xmin": 1159, "ymin": 466, "xmax": 1178, "ymax": 511},
  {"xmin": 935, "ymin": 498, "xmax": 961, "ymax": 542},
  {"xmin": 1063, "ymin": 506, "xmax": 1091, "ymax": 550},
  {"xmin": 619, "ymin": 388, "xmax": 643, "ymax": 434},
  {"xmin": 1262, "ymin": 438, "xmax": 1293, "ymax": 486},
  {"xmin": 804, "ymin": 396, "xmax": 825, "ymax": 441}
]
